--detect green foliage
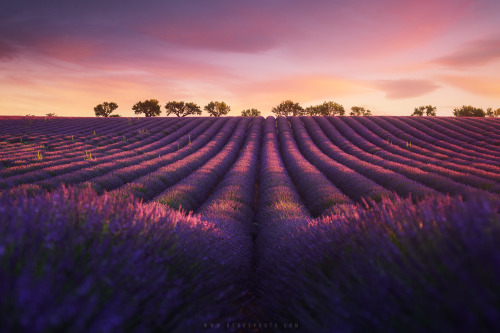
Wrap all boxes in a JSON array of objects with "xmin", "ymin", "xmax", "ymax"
[
  {"xmin": 204, "ymin": 101, "xmax": 230, "ymax": 117},
  {"xmin": 305, "ymin": 101, "xmax": 345, "ymax": 116},
  {"xmin": 350, "ymin": 106, "xmax": 372, "ymax": 116},
  {"xmin": 165, "ymin": 101, "xmax": 202, "ymax": 117},
  {"xmin": 241, "ymin": 108, "xmax": 261, "ymax": 117},
  {"xmin": 412, "ymin": 105, "xmax": 436, "ymax": 116},
  {"xmin": 132, "ymin": 99, "xmax": 162, "ymax": 117},
  {"xmin": 272, "ymin": 100, "xmax": 304, "ymax": 116},
  {"xmin": 109, "ymin": 114, "xmax": 121, "ymax": 117},
  {"xmin": 453, "ymin": 105, "xmax": 485, "ymax": 117},
  {"xmin": 486, "ymin": 107, "xmax": 500, "ymax": 117},
  {"xmin": 94, "ymin": 102, "xmax": 118, "ymax": 117},
  {"xmin": 45, "ymin": 113, "xmax": 56, "ymax": 117}
]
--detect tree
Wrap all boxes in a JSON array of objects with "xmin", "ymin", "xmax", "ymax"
[
  {"xmin": 94, "ymin": 102, "xmax": 118, "ymax": 117},
  {"xmin": 272, "ymin": 100, "xmax": 304, "ymax": 116},
  {"xmin": 204, "ymin": 101, "xmax": 230, "ymax": 117},
  {"xmin": 305, "ymin": 101, "xmax": 345, "ymax": 116},
  {"xmin": 132, "ymin": 99, "xmax": 161, "ymax": 117},
  {"xmin": 411, "ymin": 105, "xmax": 436, "ymax": 116},
  {"xmin": 350, "ymin": 106, "xmax": 372, "ymax": 116},
  {"xmin": 165, "ymin": 101, "xmax": 202, "ymax": 117},
  {"xmin": 46, "ymin": 113, "xmax": 56, "ymax": 117},
  {"xmin": 453, "ymin": 105, "xmax": 485, "ymax": 117},
  {"xmin": 241, "ymin": 108, "xmax": 261, "ymax": 117},
  {"xmin": 109, "ymin": 114, "xmax": 121, "ymax": 117},
  {"xmin": 486, "ymin": 107, "xmax": 500, "ymax": 117}
]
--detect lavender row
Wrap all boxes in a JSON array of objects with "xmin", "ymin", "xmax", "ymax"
[
  {"xmin": 110, "ymin": 118, "xmax": 240, "ymax": 201},
  {"xmin": 84, "ymin": 119, "xmax": 213, "ymax": 193},
  {"xmin": 0, "ymin": 118, "xmax": 203, "ymax": 190},
  {"xmin": 5, "ymin": 117, "xmax": 183, "ymax": 165},
  {"xmin": 298, "ymin": 117, "xmax": 435, "ymax": 199},
  {"xmin": 153, "ymin": 117, "xmax": 253, "ymax": 211},
  {"xmin": 0, "ymin": 117, "xmax": 184, "ymax": 176},
  {"xmin": 441, "ymin": 117, "xmax": 500, "ymax": 141},
  {"xmin": 34, "ymin": 118, "xmax": 210, "ymax": 192},
  {"xmin": 318, "ymin": 117, "xmax": 493, "ymax": 197},
  {"xmin": 0, "ymin": 117, "xmax": 184, "ymax": 178},
  {"xmin": 355, "ymin": 116, "xmax": 500, "ymax": 177},
  {"xmin": 0, "ymin": 185, "xmax": 249, "ymax": 332},
  {"xmin": 0, "ymin": 116, "xmax": 153, "ymax": 158},
  {"xmin": 386, "ymin": 116, "xmax": 500, "ymax": 164},
  {"xmin": 286, "ymin": 117, "xmax": 393, "ymax": 203},
  {"xmin": 256, "ymin": 194, "xmax": 500, "ymax": 332},
  {"xmin": 341, "ymin": 117, "xmax": 500, "ymax": 190},
  {"xmin": 0, "ymin": 116, "xmax": 117, "ymax": 138},
  {"xmin": 368, "ymin": 116, "xmax": 497, "ymax": 167},
  {"xmin": 253, "ymin": 117, "xmax": 311, "ymax": 321},
  {"xmin": 198, "ymin": 117, "xmax": 263, "ymax": 230},
  {"xmin": 276, "ymin": 116, "xmax": 352, "ymax": 216},
  {"xmin": 413, "ymin": 116, "xmax": 500, "ymax": 151},
  {"xmin": 255, "ymin": 116, "xmax": 310, "ymax": 224},
  {"xmin": 464, "ymin": 117, "xmax": 500, "ymax": 136}
]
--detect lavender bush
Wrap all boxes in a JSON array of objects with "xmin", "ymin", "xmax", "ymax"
[
  {"xmin": 0, "ymin": 186, "xmax": 247, "ymax": 332},
  {"xmin": 256, "ymin": 194, "xmax": 500, "ymax": 333}
]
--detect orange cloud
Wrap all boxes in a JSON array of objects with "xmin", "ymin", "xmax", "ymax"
[{"xmin": 438, "ymin": 75, "xmax": 500, "ymax": 97}]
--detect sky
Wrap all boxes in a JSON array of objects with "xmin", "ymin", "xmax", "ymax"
[{"xmin": 1, "ymin": 0, "xmax": 500, "ymax": 117}]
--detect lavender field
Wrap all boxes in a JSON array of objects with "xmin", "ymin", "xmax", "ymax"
[{"xmin": 1, "ymin": 115, "xmax": 500, "ymax": 332}]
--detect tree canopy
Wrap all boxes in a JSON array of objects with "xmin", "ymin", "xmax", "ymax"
[
  {"xmin": 411, "ymin": 105, "xmax": 436, "ymax": 116},
  {"xmin": 486, "ymin": 107, "xmax": 500, "ymax": 117},
  {"xmin": 204, "ymin": 101, "xmax": 230, "ymax": 117},
  {"xmin": 132, "ymin": 99, "xmax": 162, "ymax": 117},
  {"xmin": 165, "ymin": 101, "xmax": 202, "ymax": 117},
  {"xmin": 241, "ymin": 108, "xmax": 261, "ymax": 117},
  {"xmin": 453, "ymin": 105, "xmax": 485, "ymax": 117},
  {"xmin": 350, "ymin": 106, "xmax": 372, "ymax": 116},
  {"xmin": 305, "ymin": 101, "xmax": 345, "ymax": 116},
  {"xmin": 94, "ymin": 102, "xmax": 118, "ymax": 117},
  {"xmin": 272, "ymin": 100, "xmax": 304, "ymax": 116}
]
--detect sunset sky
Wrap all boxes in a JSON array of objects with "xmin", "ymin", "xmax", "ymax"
[{"xmin": 1, "ymin": 0, "xmax": 500, "ymax": 117}]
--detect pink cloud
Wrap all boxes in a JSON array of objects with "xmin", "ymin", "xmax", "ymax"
[
  {"xmin": 278, "ymin": 0, "xmax": 475, "ymax": 60},
  {"xmin": 373, "ymin": 79, "xmax": 440, "ymax": 99},
  {"xmin": 137, "ymin": 2, "xmax": 286, "ymax": 53},
  {"xmin": 33, "ymin": 37, "xmax": 102, "ymax": 63},
  {"xmin": 434, "ymin": 37, "xmax": 500, "ymax": 68},
  {"xmin": 0, "ymin": 39, "xmax": 18, "ymax": 60}
]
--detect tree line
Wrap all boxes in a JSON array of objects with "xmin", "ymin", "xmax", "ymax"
[
  {"xmin": 410, "ymin": 105, "xmax": 500, "ymax": 117},
  {"xmin": 93, "ymin": 100, "xmax": 500, "ymax": 118},
  {"xmin": 93, "ymin": 99, "xmax": 372, "ymax": 118}
]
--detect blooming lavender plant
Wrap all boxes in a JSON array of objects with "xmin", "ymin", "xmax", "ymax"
[
  {"xmin": 154, "ymin": 118, "xmax": 253, "ymax": 211},
  {"xmin": 264, "ymin": 195, "xmax": 500, "ymax": 332},
  {"xmin": 275, "ymin": 116, "xmax": 352, "ymax": 216},
  {"xmin": 347, "ymin": 116, "xmax": 500, "ymax": 187},
  {"xmin": 0, "ymin": 185, "xmax": 248, "ymax": 332},
  {"xmin": 321, "ymin": 116, "xmax": 493, "ymax": 198},
  {"xmin": 298, "ymin": 116, "xmax": 436, "ymax": 200}
]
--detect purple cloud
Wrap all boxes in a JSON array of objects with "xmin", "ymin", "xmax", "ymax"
[{"xmin": 434, "ymin": 37, "xmax": 500, "ymax": 68}]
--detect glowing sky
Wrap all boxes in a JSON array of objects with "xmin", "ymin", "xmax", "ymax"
[{"xmin": 1, "ymin": 0, "xmax": 500, "ymax": 117}]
